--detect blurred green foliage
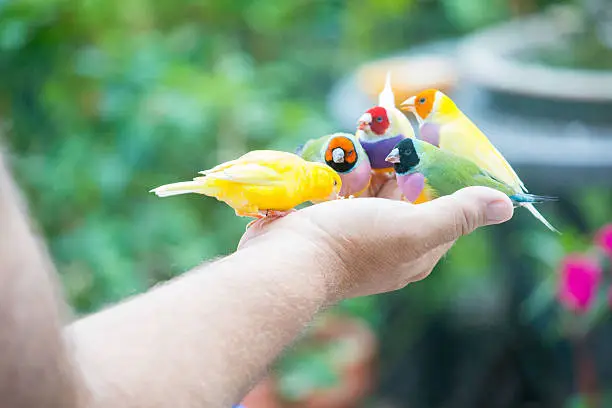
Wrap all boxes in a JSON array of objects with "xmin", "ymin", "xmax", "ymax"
[
  {"xmin": 0, "ymin": 0, "xmax": 488, "ymax": 313},
  {"xmin": 3, "ymin": 0, "xmax": 612, "ymax": 406},
  {"xmin": 0, "ymin": 0, "xmax": 377, "ymax": 312},
  {"xmin": 0, "ymin": 0, "xmax": 570, "ymax": 314}
]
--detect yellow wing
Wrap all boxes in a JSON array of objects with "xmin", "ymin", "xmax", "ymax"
[
  {"xmin": 439, "ymin": 115, "xmax": 526, "ymax": 192},
  {"xmin": 200, "ymin": 150, "xmax": 300, "ymax": 176},
  {"xmin": 151, "ymin": 150, "xmax": 307, "ymax": 215},
  {"xmin": 151, "ymin": 161, "xmax": 289, "ymax": 200},
  {"xmin": 388, "ymin": 107, "xmax": 416, "ymax": 139},
  {"xmin": 200, "ymin": 163, "xmax": 286, "ymax": 185},
  {"xmin": 206, "ymin": 158, "xmax": 307, "ymax": 215}
]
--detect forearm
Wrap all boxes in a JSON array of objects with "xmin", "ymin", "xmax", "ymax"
[
  {"xmin": 0, "ymin": 151, "xmax": 84, "ymax": 408},
  {"xmin": 66, "ymin": 242, "xmax": 334, "ymax": 408}
]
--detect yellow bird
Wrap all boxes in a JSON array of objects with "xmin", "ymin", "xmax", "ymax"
[
  {"xmin": 401, "ymin": 89, "xmax": 558, "ymax": 233},
  {"xmin": 150, "ymin": 150, "xmax": 342, "ymax": 222}
]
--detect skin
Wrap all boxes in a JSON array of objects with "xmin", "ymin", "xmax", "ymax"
[
  {"xmin": 0, "ymin": 151, "xmax": 86, "ymax": 408},
  {"xmin": 0, "ymin": 149, "xmax": 514, "ymax": 407}
]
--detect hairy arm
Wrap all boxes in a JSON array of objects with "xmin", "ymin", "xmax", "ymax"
[
  {"xmin": 1, "ymin": 143, "xmax": 340, "ymax": 408},
  {"xmin": 0, "ymin": 151, "xmax": 84, "ymax": 408},
  {"xmin": 66, "ymin": 185, "xmax": 513, "ymax": 408},
  {"xmin": 0, "ymin": 145, "xmax": 511, "ymax": 408},
  {"xmin": 67, "ymin": 238, "xmax": 337, "ymax": 408}
]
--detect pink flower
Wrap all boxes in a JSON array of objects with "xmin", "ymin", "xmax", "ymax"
[
  {"xmin": 557, "ymin": 255, "xmax": 602, "ymax": 313},
  {"xmin": 595, "ymin": 224, "xmax": 612, "ymax": 258}
]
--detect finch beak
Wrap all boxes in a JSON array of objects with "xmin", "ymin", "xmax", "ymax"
[
  {"xmin": 332, "ymin": 148, "xmax": 345, "ymax": 163},
  {"xmin": 385, "ymin": 148, "xmax": 400, "ymax": 164},
  {"xmin": 400, "ymin": 96, "xmax": 416, "ymax": 112},
  {"xmin": 357, "ymin": 113, "xmax": 372, "ymax": 131}
]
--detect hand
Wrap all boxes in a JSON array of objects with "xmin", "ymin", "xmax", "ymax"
[{"xmin": 237, "ymin": 174, "xmax": 513, "ymax": 304}]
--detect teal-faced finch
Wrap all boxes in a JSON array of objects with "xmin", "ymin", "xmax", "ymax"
[{"xmin": 385, "ymin": 138, "xmax": 559, "ymax": 231}]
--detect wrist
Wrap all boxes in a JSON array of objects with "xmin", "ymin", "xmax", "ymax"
[{"xmin": 233, "ymin": 232, "xmax": 346, "ymax": 307}]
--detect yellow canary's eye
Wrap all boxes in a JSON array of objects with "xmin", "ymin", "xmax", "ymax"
[
  {"xmin": 419, "ymin": 97, "xmax": 426, "ymax": 104},
  {"xmin": 333, "ymin": 179, "xmax": 338, "ymax": 186}
]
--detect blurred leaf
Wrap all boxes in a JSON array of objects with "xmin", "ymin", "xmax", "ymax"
[
  {"xmin": 333, "ymin": 295, "xmax": 382, "ymax": 329},
  {"xmin": 276, "ymin": 341, "xmax": 342, "ymax": 401},
  {"xmin": 521, "ymin": 271, "xmax": 557, "ymax": 323},
  {"xmin": 565, "ymin": 394, "xmax": 588, "ymax": 408},
  {"xmin": 0, "ymin": 19, "xmax": 29, "ymax": 50},
  {"xmin": 441, "ymin": 0, "xmax": 510, "ymax": 31},
  {"xmin": 3, "ymin": 5, "xmax": 612, "ymax": 407}
]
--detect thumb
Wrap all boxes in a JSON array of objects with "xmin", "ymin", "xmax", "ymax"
[{"xmin": 416, "ymin": 186, "xmax": 514, "ymax": 244}]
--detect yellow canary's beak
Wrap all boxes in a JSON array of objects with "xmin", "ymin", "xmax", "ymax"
[
  {"xmin": 400, "ymin": 96, "xmax": 416, "ymax": 112},
  {"xmin": 385, "ymin": 148, "xmax": 400, "ymax": 164}
]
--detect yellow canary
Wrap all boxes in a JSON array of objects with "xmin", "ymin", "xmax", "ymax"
[
  {"xmin": 150, "ymin": 150, "xmax": 342, "ymax": 219},
  {"xmin": 401, "ymin": 89, "xmax": 558, "ymax": 232}
]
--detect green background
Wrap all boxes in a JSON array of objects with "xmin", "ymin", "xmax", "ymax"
[{"xmin": 2, "ymin": 0, "xmax": 612, "ymax": 406}]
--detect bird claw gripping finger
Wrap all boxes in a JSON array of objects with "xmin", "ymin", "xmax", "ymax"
[
  {"xmin": 244, "ymin": 209, "xmax": 296, "ymax": 231},
  {"xmin": 264, "ymin": 209, "xmax": 295, "ymax": 218}
]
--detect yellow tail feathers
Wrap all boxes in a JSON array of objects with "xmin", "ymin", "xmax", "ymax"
[{"xmin": 150, "ymin": 178, "xmax": 215, "ymax": 198}]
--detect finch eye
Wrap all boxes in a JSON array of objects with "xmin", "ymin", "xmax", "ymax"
[
  {"xmin": 419, "ymin": 97, "xmax": 426, "ymax": 104},
  {"xmin": 375, "ymin": 116, "xmax": 383, "ymax": 123},
  {"xmin": 333, "ymin": 180, "xmax": 338, "ymax": 186}
]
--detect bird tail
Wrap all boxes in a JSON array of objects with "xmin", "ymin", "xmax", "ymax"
[
  {"xmin": 510, "ymin": 193, "xmax": 560, "ymax": 233},
  {"xmin": 510, "ymin": 193, "xmax": 558, "ymax": 204},
  {"xmin": 149, "ymin": 178, "xmax": 215, "ymax": 198},
  {"xmin": 523, "ymin": 203, "xmax": 560, "ymax": 234}
]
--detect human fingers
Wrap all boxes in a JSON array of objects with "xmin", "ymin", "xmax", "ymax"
[
  {"xmin": 359, "ymin": 176, "xmax": 403, "ymax": 201},
  {"xmin": 236, "ymin": 222, "xmax": 261, "ymax": 250},
  {"xmin": 359, "ymin": 172, "xmax": 394, "ymax": 198},
  {"xmin": 341, "ymin": 239, "xmax": 454, "ymax": 299},
  {"xmin": 408, "ymin": 186, "xmax": 513, "ymax": 251},
  {"xmin": 375, "ymin": 178, "xmax": 404, "ymax": 201},
  {"xmin": 236, "ymin": 218, "xmax": 278, "ymax": 250},
  {"xmin": 402, "ymin": 241, "xmax": 455, "ymax": 285},
  {"xmin": 342, "ymin": 189, "xmax": 505, "ymax": 297}
]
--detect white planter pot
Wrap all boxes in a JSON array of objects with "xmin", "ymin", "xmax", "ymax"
[{"xmin": 457, "ymin": 9, "xmax": 612, "ymax": 103}]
